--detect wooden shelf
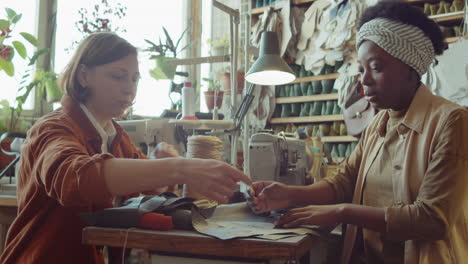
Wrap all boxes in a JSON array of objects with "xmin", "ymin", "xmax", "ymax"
[
  {"xmin": 276, "ymin": 93, "xmax": 338, "ymax": 104},
  {"xmin": 290, "ymin": 73, "xmax": 339, "ymax": 84},
  {"xmin": 446, "ymin": 36, "xmax": 461, "ymax": 44},
  {"xmin": 251, "ymin": 5, "xmax": 274, "ymax": 15},
  {"xmin": 402, "ymin": 0, "xmax": 426, "ymax": 3},
  {"xmin": 292, "ymin": 0, "xmax": 314, "ymax": 4},
  {"xmin": 0, "ymin": 195, "xmax": 17, "ymax": 207},
  {"xmin": 321, "ymin": 136, "xmax": 358, "ymax": 143},
  {"xmin": 429, "ymin": 11, "xmax": 465, "ymax": 23},
  {"xmin": 270, "ymin": 114, "xmax": 344, "ymax": 124}
]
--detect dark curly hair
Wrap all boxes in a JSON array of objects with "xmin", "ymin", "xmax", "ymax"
[{"xmin": 358, "ymin": 0, "xmax": 446, "ymax": 55}]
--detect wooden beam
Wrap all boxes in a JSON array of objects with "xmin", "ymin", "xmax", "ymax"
[{"xmin": 164, "ymin": 55, "xmax": 231, "ymax": 66}]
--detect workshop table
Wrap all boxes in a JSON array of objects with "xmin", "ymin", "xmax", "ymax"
[
  {"xmin": 82, "ymin": 226, "xmax": 321, "ymax": 263},
  {"xmin": 0, "ymin": 194, "xmax": 17, "ymax": 254}
]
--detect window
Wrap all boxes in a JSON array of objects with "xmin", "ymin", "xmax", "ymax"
[
  {"xmin": 0, "ymin": 0, "xmax": 39, "ymax": 109},
  {"xmin": 55, "ymin": 0, "xmax": 185, "ymax": 117},
  {"xmin": 200, "ymin": 0, "xmax": 213, "ymax": 112}
]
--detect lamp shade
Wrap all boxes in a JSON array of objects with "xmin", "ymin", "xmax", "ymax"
[{"xmin": 245, "ymin": 31, "xmax": 296, "ymax": 85}]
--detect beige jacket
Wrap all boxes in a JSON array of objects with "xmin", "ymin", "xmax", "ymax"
[{"xmin": 323, "ymin": 84, "xmax": 468, "ymax": 263}]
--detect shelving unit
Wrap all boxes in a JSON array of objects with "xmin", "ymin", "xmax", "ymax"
[{"xmin": 251, "ymin": 0, "xmax": 466, "ymax": 160}]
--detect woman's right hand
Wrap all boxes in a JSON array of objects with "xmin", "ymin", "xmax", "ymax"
[
  {"xmin": 179, "ymin": 158, "xmax": 252, "ymax": 204},
  {"xmin": 249, "ymin": 181, "xmax": 292, "ymax": 213}
]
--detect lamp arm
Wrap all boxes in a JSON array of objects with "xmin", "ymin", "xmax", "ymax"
[{"xmin": 228, "ymin": 83, "xmax": 256, "ymax": 132}]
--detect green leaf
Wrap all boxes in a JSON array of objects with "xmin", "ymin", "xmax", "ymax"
[
  {"xmin": 144, "ymin": 39, "xmax": 157, "ymax": 47},
  {"xmin": 11, "ymin": 13, "xmax": 22, "ymax": 24},
  {"xmin": 175, "ymin": 28, "xmax": 188, "ymax": 51},
  {"xmin": 0, "ymin": 19, "xmax": 9, "ymax": 31},
  {"xmin": 0, "ymin": 57, "xmax": 14, "ymax": 76},
  {"xmin": 28, "ymin": 48, "xmax": 49, "ymax": 66},
  {"xmin": 5, "ymin": 8, "xmax": 17, "ymax": 20},
  {"xmin": 178, "ymin": 43, "xmax": 192, "ymax": 54},
  {"xmin": 45, "ymin": 78, "xmax": 62, "ymax": 103},
  {"xmin": 12, "ymin": 41, "xmax": 27, "ymax": 59},
  {"xmin": 20, "ymin": 32, "xmax": 38, "ymax": 46},
  {"xmin": 162, "ymin": 27, "xmax": 174, "ymax": 51}
]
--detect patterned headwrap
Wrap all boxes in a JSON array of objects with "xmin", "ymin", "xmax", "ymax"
[{"xmin": 356, "ymin": 18, "xmax": 435, "ymax": 77}]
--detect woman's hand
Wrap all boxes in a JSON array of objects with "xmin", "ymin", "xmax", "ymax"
[
  {"xmin": 151, "ymin": 142, "xmax": 180, "ymax": 159},
  {"xmin": 249, "ymin": 181, "xmax": 292, "ymax": 213},
  {"xmin": 275, "ymin": 204, "xmax": 344, "ymax": 228},
  {"xmin": 180, "ymin": 158, "xmax": 252, "ymax": 204}
]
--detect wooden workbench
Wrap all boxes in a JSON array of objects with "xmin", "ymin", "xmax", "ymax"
[
  {"xmin": 83, "ymin": 226, "xmax": 320, "ymax": 263},
  {"xmin": 0, "ymin": 194, "xmax": 17, "ymax": 254}
]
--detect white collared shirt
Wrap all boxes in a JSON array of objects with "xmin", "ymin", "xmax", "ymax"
[{"xmin": 80, "ymin": 104, "xmax": 117, "ymax": 153}]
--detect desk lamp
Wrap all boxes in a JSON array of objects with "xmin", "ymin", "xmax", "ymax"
[{"xmin": 232, "ymin": 31, "xmax": 296, "ymax": 130}]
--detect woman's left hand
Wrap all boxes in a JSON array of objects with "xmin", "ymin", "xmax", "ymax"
[{"xmin": 275, "ymin": 204, "xmax": 344, "ymax": 228}]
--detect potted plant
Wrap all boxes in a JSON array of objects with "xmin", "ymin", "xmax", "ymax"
[
  {"xmin": 202, "ymin": 77, "xmax": 223, "ymax": 110},
  {"xmin": 144, "ymin": 26, "xmax": 190, "ymax": 80},
  {"xmin": 0, "ymin": 8, "xmax": 61, "ymax": 135},
  {"xmin": 207, "ymin": 34, "xmax": 229, "ymax": 56},
  {"xmin": 219, "ymin": 67, "xmax": 245, "ymax": 95},
  {"xmin": 0, "ymin": 8, "xmax": 39, "ymax": 76}
]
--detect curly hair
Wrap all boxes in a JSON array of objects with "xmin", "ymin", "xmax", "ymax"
[{"xmin": 358, "ymin": 0, "xmax": 446, "ymax": 55}]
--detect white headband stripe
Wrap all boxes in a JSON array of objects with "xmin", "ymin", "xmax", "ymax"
[{"xmin": 356, "ymin": 18, "xmax": 435, "ymax": 76}]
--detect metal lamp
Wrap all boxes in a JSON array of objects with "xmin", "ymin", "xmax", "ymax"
[
  {"xmin": 245, "ymin": 31, "xmax": 296, "ymax": 85},
  {"xmin": 231, "ymin": 31, "xmax": 295, "ymax": 131}
]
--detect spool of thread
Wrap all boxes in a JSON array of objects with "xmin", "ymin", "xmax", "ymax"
[
  {"xmin": 183, "ymin": 136, "xmax": 224, "ymax": 202},
  {"xmin": 181, "ymin": 82, "xmax": 198, "ymax": 120}
]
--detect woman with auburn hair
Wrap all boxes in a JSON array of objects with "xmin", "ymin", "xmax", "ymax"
[{"xmin": 0, "ymin": 32, "xmax": 251, "ymax": 264}]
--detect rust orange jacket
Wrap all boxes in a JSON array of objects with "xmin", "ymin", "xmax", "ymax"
[{"xmin": 0, "ymin": 95, "xmax": 145, "ymax": 264}]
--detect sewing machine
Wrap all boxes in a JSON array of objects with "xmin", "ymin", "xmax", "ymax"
[
  {"xmin": 117, "ymin": 119, "xmax": 183, "ymax": 156},
  {"xmin": 248, "ymin": 133, "xmax": 308, "ymax": 186}
]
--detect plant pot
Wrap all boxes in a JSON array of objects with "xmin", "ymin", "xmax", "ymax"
[
  {"xmin": 0, "ymin": 140, "xmax": 14, "ymax": 172},
  {"xmin": 203, "ymin": 90, "xmax": 224, "ymax": 110},
  {"xmin": 211, "ymin": 46, "xmax": 229, "ymax": 56},
  {"xmin": 221, "ymin": 71, "xmax": 245, "ymax": 95},
  {"xmin": 149, "ymin": 56, "xmax": 177, "ymax": 80}
]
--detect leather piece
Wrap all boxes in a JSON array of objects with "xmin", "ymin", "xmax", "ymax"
[
  {"xmin": 344, "ymin": 98, "xmax": 376, "ymax": 136},
  {"xmin": 80, "ymin": 193, "xmax": 197, "ymax": 229},
  {"xmin": 343, "ymin": 81, "xmax": 376, "ymax": 136}
]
